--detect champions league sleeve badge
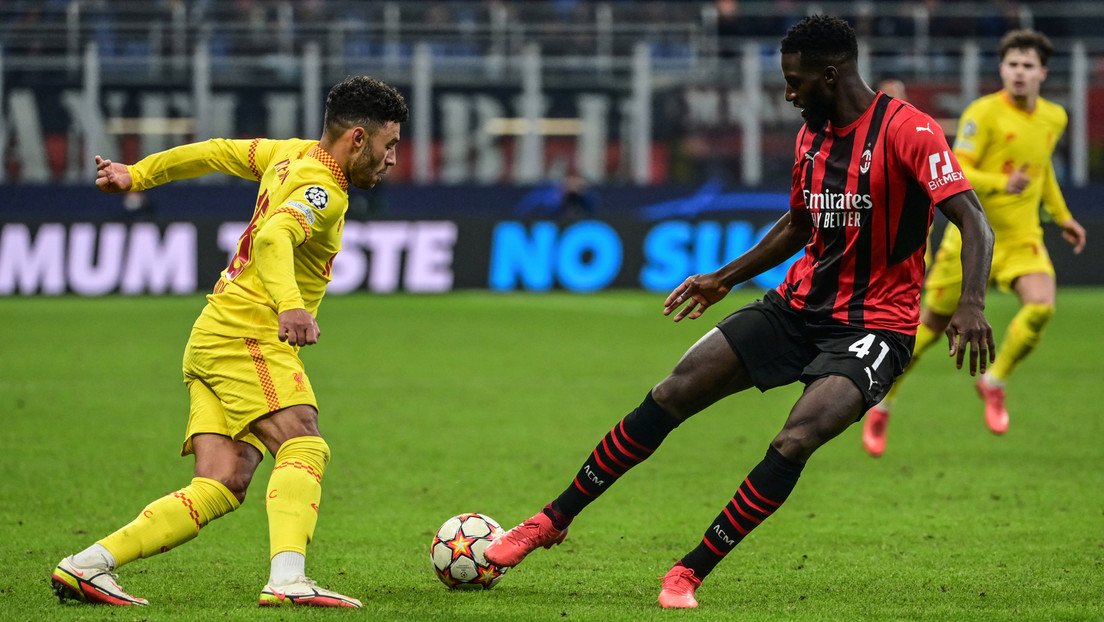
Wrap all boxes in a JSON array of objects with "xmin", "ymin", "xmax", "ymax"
[{"xmin": 304, "ymin": 186, "xmax": 329, "ymax": 210}]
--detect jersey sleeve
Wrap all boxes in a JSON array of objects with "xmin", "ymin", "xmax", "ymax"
[
  {"xmin": 253, "ymin": 212, "xmax": 307, "ymax": 314},
  {"xmin": 128, "ymin": 138, "xmax": 277, "ymax": 191},
  {"xmin": 1040, "ymin": 161, "xmax": 1073, "ymax": 224},
  {"xmin": 893, "ymin": 110, "xmax": 973, "ymax": 203},
  {"xmin": 1041, "ymin": 104, "xmax": 1072, "ymax": 224},
  {"xmin": 952, "ymin": 103, "xmax": 1006, "ymax": 195}
]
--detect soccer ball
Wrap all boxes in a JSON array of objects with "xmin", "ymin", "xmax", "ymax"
[{"xmin": 430, "ymin": 513, "xmax": 509, "ymax": 590}]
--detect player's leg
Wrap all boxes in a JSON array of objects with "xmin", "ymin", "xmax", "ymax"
[
  {"xmin": 179, "ymin": 329, "xmax": 357, "ymax": 607},
  {"xmin": 487, "ymin": 328, "xmax": 755, "ymax": 568},
  {"xmin": 489, "ymin": 294, "xmax": 802, "ymax": 572},
  {"xmin": 51, "ymin": 379, "xmax": 255, "ymax": 606},
  {"xmin": 553, "ymin": 328, "xmax": 753, "ymax": 517},
  {"xmin": 862, "ymin": 306, "xmax": 950, "ymax": 456},
  {"xmin": 980, "ymin": 270, "xmax": 1056, "ymax": 433},
  {"xmin": 250, "ymin": 405, "xmax": 360, "ymax": 608},
  {"xmin": 863, "ymin": 238, "xmax": 962, "ymax": 456},
  {"xmin": 992, "ymin": 271, "xmax": 1056, "ymax": 378},
  {"xmin": 977, "ymin": 241, "xmax": 1056, "ymax": 433},
  {"xmin": 51, "ymin": 446, "xmax": 251, "ymax": 606},
  {"xmin": 660, "ymin": 375, "xmax": 862, "ymax": 608},
  {"xmin": 661, "ymin": 325, "xmax": 910, "ymax": 608}
]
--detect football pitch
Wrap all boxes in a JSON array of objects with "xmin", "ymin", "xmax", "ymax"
[{"xmin": 2, "ymin": 288, "xmax": 1101, "ymax": 621}]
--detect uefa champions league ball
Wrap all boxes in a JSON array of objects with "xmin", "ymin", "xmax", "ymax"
[{"xmin": 430, "ymin": 513, "xmax": 509, "ymax": 589}]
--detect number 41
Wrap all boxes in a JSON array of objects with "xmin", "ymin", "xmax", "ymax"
[{"xmin": 849, "ymin": 334, "xmax": 890, "ymax": 370}]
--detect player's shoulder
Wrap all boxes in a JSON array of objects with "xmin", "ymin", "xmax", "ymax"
[
  {"xmin": 959, "ymin": 92, "xmax": 1004, "ymax": 119},
  {"xmin": 270, "ymin": 138, "xmax": 324, "ymax": 162},
  {"xmin": 283, "ymin": 145, "xmax": 344, "ymax": 189},
  {"xmin": 1034, "ymin": 96, "xmax": 1068, "ymax": 125},
  {"xmin": 882, "ymin": 98, "xmax": 942, "ymax": 141}
]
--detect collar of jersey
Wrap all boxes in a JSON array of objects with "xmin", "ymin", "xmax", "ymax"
[
  {"xmin": 830, "ymin": 94, "xmax": 879, "ymax": 137},
  {"xmin": 307, "ymin": 145, "xmax": 349, "ymax": 192},
  {"xmin": 999, "ymin": 90, "xmax": 1037, "ymax": 116}
]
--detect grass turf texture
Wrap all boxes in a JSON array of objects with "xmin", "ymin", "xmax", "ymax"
[{"xmin": 2, "ymin": 289, "xmax": 1101, "ymax": 621}]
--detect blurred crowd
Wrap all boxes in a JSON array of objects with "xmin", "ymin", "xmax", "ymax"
[{"xmin": 1, "ymin": 0, "xmax": 1091, "ymax": 62}]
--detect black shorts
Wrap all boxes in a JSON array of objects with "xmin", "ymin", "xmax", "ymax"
[{"xmin": 716, "ymin": 290, "xmax": 914, "ymax": 412}]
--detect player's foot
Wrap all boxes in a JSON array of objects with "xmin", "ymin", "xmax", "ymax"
[
  {"xmin": 51, "ymin": 556, "xmax": 148, "ymax": 606},
  {"xmin": 258, "ymin": 577, "xmax": 362, "ymax": 608},
  {"xmin": 658, "ymin": 564, "xmax": 702, "ymax": 608},
  {"xmin": 484, "ymin": 511, "xmax": 568, "ymax": 567},
  {"xmin": 862, "ymin": 404, "xmax": 891, "ymax": 457},
  {"xmin": 976, "ymin": 375, "xmax": 1009, "ymax": 434}
]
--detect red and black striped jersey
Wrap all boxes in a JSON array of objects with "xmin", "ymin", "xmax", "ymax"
[{"xmin": 777, "ymin": 93, "xmax": 973, "ymax": 334}]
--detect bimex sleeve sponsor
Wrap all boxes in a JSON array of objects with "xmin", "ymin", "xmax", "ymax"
[{"xmin": 897, "ymin": 112, "xmax": 973, "ymax": 203}]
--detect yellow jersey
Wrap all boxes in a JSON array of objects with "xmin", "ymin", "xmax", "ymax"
[
  {"xmin": 128, "ymin": 138, "xmax": 350, "ymax": 340},
  {"xmin": 951, "ymin": 90, "xmax": 1072, "ymax": 243}
]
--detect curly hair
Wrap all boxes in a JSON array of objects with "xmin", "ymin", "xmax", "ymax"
[
  {"xmin": 780, "ymin": 15, "xmax": 858, "ymax": 67},
  {"xmin": 323, "ymin": 76, "xmax": 409, "ymax": 136},
  {"xmin": 999, "ymin": 29, "xmax": 1054, "ymax": 66}
]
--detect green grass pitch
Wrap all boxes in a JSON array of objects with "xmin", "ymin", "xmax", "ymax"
[{"xmin": 2, "ymin": 288, "xmax": 1101, "ymax": 621}]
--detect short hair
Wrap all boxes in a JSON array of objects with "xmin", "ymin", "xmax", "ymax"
[
  {"xmin": 323, "ymin": 76, "xmax": 409, "ymax": 137},
  {"xmin": 780, "ymin": 15, "xmax": 858, "ymax": 67},
  {"xmin": 998, "ymin": 29, "xmax": 1054, "ymax": 66}
]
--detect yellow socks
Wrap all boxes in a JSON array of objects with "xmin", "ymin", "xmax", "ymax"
[
  {"xmin": 93, "ymin": 436, "xmax": 332, "ymax": 571},
  {"xmin": 990, "ymin": 303, "xmax": 1054, "ymax": 381},
  {"xmin": 98, "ymin": 477, "xmax": 240, "ymax": 567},
  {"xmin": 266, "ymin": 436, "xmax": 330, "ymax": 558}
]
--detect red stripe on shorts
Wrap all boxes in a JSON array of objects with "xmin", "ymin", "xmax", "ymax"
[{"xmin": 244, "ymin": 338, "xmax": 281, "ymax": 411}]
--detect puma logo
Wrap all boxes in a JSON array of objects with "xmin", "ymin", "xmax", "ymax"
[
  {"xmin": 916, "ymin": 123, "xmax": 934, "ymax": 134},
  {"xmin": 865, "ymin": 367, "xmax": 878, "ymax": 390},
  {"xmin": 804, "ymin": 150, "xmax": 817, "ymax": 161}
]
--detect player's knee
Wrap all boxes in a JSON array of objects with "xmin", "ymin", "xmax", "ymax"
[
  {"xmin": 1021, "ymin": 302, "xmax": 1054, "ymax": 332},
  {"xmin": 211, "ymin": 472, "xmax": 253, "ymax": 504},
  {"xmin": 770, "ymin": 428, "xmax": 817, "ymax": 463},
  {"xmin": 650, "ymin": 378, "xmax": 696, "ymax": 421},
  {"xmin": 773, "ymin": 414, "xmax": 845, "ymax": 462},
  {"xmin": 769, "ymin": 434, "xmax": 814, "ymax": 463},
  {"xmin": 194, "ymin": 462, "xmax": 255, "ymax": 503},
  {"xmin": 275, "ymin": 435, "xmax": 331, "ymax": 475}
]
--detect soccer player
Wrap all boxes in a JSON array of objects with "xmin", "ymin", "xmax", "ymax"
[
  {"xmin": 50, "ymin": 76, "xmax": 409, "ymax": 608},
  {"xmin": 484, "ymin": 15, "xmax": 995, "ymax": 609},
  {"xmin": 862, "ymin": 29, "xmax": 1087, "ymax": 457}
]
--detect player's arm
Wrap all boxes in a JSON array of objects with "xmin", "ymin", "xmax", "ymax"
[
  {"xmin": 936, "ymin": 190, "xmax": 996, "ymax": 374},
  {"xmin": 664, "ymin": 209, "xmax": 811, "ymax": 322},
  {"xmin": 1040, "ymin": 162, "xmax": 1087, "ymax": 254},
  {"xmin": 953, "ymin": 156, "xmax": 1012, "ymax": 196},
  {"xmin": 952, "ymin": 109, "xmax": 1009, "ymax": 196},
  {"xmin": 253, "ymin": 212, "xmax": 318, "ymax": 347},
  {"xmin": 102, "ymin": 138, "xmax": 273, "ymax": 192}
]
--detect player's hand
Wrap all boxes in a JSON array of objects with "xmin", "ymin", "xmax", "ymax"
[
  {"xmin": 944, "ymin": 304, "xmax": 994, "ymax": 376},
  {"xmin": 1059, "ymin": 218, "xmax": 1087, "ymax": 254},
  {"xmin": 94, "ymin": 155, "xmax": 133, "ymax": 193},
  {"xmin": 1004, "ymin": 163, "xmax": 1030, "ymax": 195},
  {"xmin": 278, "ymin": 308, "xmax": 320, "ymax": 346},
  {"xmin": 663, "ymin": 274, "xmax": 730, "ymax": 322}
]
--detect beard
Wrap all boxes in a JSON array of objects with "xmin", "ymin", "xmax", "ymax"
[
  {"xmin": 802, "ymin": 88, "xmax": 831, "ymax": 132},
  {"xmin": 803, "ymin": 102, "xmax": 830, "ymax": 133},
  {"xmin": 350, "ymin": 149, "xmax": 384, "ymax": 189}
]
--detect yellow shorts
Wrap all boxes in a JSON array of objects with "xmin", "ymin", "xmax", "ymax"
[
  {"xmin": 181, "ymin": 327, "xmax": 317, "ymax": 456},
  {"xmin": 924, "ymin": 228, "xmax": 1054, "ymax": 316}
]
